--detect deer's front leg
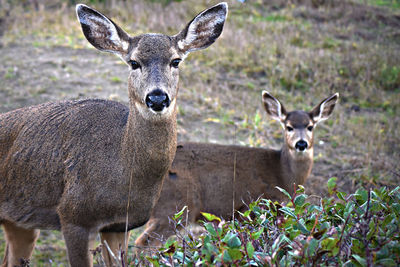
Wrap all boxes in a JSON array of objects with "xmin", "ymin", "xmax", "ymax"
[
  {"xmin": 1, "ymin": 221, "xmax": 39, "ymax": 267},
  {"xmin": 61, "ymin": 223, "xmax": 92, "ymax": 267},
  {"xmin": 100, "ymin": 231, "xmax": 130, "ymax": 267}
]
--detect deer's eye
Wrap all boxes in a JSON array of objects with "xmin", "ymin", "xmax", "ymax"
[
  {"xmin": 287, "ymin": 126, "xmax": 293, "ymax": 132},
  {"xmin": 129, "ymin": 60, "xmax": 141, "ymax": 70},
  {"xmin": 307, "ymin": 125, "xmax": 314, "ymax": 131},
  {"xmin": 171, "ymin": 58, "xmax": 181, "ymax": 68}
]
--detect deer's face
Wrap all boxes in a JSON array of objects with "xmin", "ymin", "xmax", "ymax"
[
  {"xmin": 283, "ymin": 111, "xmax": 314, "ymax": 155},
  {"xmin": 262, "ymin": 90, "xmax": 339, "ymax": 158},
  {"xmin": 126, "ymin": 34, "xmax": 183, "ymax": 117},
  {"xmin": 76, "ymin": 3, "xmax": 228, "ymax": 120}
]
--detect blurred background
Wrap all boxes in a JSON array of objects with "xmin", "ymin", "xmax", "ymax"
[{"xmin": 0, "ymin": 0, "xmax": 399, "ymax": 264}]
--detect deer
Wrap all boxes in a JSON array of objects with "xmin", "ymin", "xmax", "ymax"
[
  {"xmin": 0, "ymin": 2, "xmax": 228, "ymax": 267},
  {"xmin": 126, "ymin": 90, "xmax": 339, "ymax": 250}
]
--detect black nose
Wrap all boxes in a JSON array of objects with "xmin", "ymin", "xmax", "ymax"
[
  {"xmin": 295, "ymin": 140, "xmax": 308, "ymax": 151},
  {"xmin": 145, "ymin": 89, "xmax": 170, "ymax": 112}
]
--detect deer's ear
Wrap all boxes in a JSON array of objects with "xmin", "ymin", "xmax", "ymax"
[
  {"xmin": 76, "ymin": 4, "xmax": 130, "ymax": 56},
  {"xmin": 175, "ymin": 2, "xmax": 228, "ymax": 54},
  {"xmin": 262, "ymin": 91, "xmax": 287, "ymax": 124},
  {"xmin": 309, "ymin": 93, "xmax": 339, "ymax": 124}
]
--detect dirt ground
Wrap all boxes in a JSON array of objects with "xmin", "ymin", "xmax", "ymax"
[{"xmin": 0, "ymin": 0, "xmax": 399, "ymax": 265}]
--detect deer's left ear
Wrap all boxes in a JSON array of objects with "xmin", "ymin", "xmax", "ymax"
[
  {"xmin": 174, "ymin": 2, "xmax": 228, "ymax": 54},
  {"xmin": 309, "ymin": 93, "xmax": 339, "ymax": 124}
]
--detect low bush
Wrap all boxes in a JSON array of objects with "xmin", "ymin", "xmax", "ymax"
[{"xmin": 136, "ymin": 179, "xmax": 400, "ymax": 266}]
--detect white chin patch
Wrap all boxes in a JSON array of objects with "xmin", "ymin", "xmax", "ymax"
[{"xmin": 135, "ymin": 99, "xmax": 176, "ymax": 120}]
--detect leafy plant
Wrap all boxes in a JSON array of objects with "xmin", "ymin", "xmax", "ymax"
[{"xmin": 138, "ymin": 180, "xmax": 400, "ymax": 266}]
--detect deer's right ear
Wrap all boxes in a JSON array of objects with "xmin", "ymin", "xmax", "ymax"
[
  {"xmin": 309, "ymin": 93, "xmax": 339, "ymax": 124},
  {"xmin": 262, "ymin": 91, "xmax": 287, "ymax": 124},
  {"xmin": 76, "ymin": 4, "xmax": 130, "ymax": 56},
  {"xmin": 175, "ymin": 2, "xmax": 228, "ymax": 54}
]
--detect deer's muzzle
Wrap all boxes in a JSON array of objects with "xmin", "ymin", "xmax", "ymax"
[
  {"xmin": 145, "ymin": 89, "xmax": 171, "ymax": 112},
  {"xmin": 295, "ymin": 140, "xmax": 308, "ymax": 152}
]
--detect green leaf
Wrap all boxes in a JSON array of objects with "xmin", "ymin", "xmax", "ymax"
[
  {"xmin": 228, "ymin": 248, "xmax": 243, "ymax": 261},
  {"xmin": 279, "ymin": 207, "xmax": 297, "ymax": 218},
  {"xmin": 307, "ymin": 238, "xmax": 318, "ymax": 256},
  {"xmin": 145, "ymin": 256, "xmax": 160, "ymax": 267},
  {"xmin": 375, "ymin": 258, "xmax": 396, "ymax": 266},
  {"xmin": 337, "ymin": 191, "xmax": 347, "ymax": 201},
  {"xmin": 296, "ymin": 221, "xmax": 310, "ymax": 234},
  {"xmin": 204, "ymin": 222, "xmax": 217, "ymax": 237},
  {"xmin": 389, "ymin": 186, "xmax": 400, "ymax": 196},
  {"xmin": 296, "ymin": 184, "xmax": 305, "ymax": 193},
  {"xmin": 204, "ymin": 242, "xmax": 216, "ymax": 253},
  {"xmin": 223, "ymin": 250, "xmax": 232, "ymax": 262},
  {"xmin": 241, "ymin": 210, "xmax": 251, "ymax": 218},
  {"xmin": 275, "ymin": 186, "xmax": 292, "ymax": 200},
  {"xmin": 343, "ymin": 202, "xmax": 355, "ymax": 219},
  {"xmin": 222, "ymin": 232, "xmax": 234, "ymax": 243},
  {"xmin": 251, "ymin": 228, "xmax": 263, "ymax": 240},
  {"xmin": 294, "ymin": 194, "xmax": 306, "ymax": 207},
  {"xmin": 332, "ymin": 246, "xmax": 339, "ymax": 256},
  {"xmin": 173, "ymin": 205, "xmax": 187, "ymax": 220},
  {"xmin": 201, "ymin": 212, "xmax": 221, "ymax": 222},
  {"xmin": 163, "ymin": 238, "xmax": 176, "ymax": 249},
  {"xmin": 321, "ymin": 237, "xmax": 338, "ymax": 251},
  {"xmin": 352, "ymin": 254, "xmax": 367, "ymax": 267},
  {"xmin": 246, "ymin": 241, "xmax": 255, "ymax": 258},
  {"xmin": 227, "ymin": 235, "xmax": 242, "ymax": 248},
  {"xmin": 327, "ymin": 177, "xmax": 337, "ymax": 194},
  {"xmin": 392, "ymin": 203, "xmax": 400, "ymax": 215},
  {"xmin": 354, "ymin": 189, "xmax": 368, "ymax": 203}
]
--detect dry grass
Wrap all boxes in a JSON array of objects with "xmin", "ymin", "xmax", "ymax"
[{"xmin": 0, "ymin": 0, "xmax": 399, "ymax": 265}]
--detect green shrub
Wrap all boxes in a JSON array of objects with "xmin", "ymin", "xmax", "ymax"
[
  {"xmin": 137, "ymin": 179, "xmax": 400, "ymax": 266},
  {"xmin": 379, "ymin": 65, "xmax": 400, "ymax": 91}
]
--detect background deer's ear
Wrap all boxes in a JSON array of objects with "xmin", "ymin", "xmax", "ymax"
[
  {"xmin": 76, "ymin": 4, "xmax": 130, "ymax": 56},
  {"xmin": 262, "ymin": 91, "xmax": 287, "ymax": 124},
  {"xmin": 309, "ymin": 93, "xmax": 339, "ymax": 124},
  {"xmin": 175, "ymin": 2, "xmax": 228, "ymax": 54}
]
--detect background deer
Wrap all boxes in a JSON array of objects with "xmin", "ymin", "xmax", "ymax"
[
  {"xmin": 132, "ymin": 91, "xmax": 339, "ymax": 249},
  {"xmin": 0, "ymin": 3, "xmax": 227, "ymax": 266}
]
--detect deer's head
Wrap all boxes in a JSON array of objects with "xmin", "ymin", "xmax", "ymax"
[
  {"xmin": 262, "ymin": 91, "xmax": 339, "ymax": 157},
  {"xmin": 76, "ymin": 3, "xmax": 228, "ymax": 120}
]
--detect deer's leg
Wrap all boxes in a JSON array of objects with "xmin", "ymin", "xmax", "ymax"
[
  {"xmin": 134, "ymin": 218, "xmax": 169, "ymax": 256},
  {"xmin": 100, "ymin": 231, "xmax": 130, "ymax": 267},
  {"xmin": 1, "ymin": 221, "xmax": 39, "ymax": 267},
  {"xmin": 61, "ymin": 223, "xmax": 92, "ymax": 267}
]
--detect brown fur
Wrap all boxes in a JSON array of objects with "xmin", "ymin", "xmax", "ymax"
[
  {"xmin": 132, "ymin": 91, "xmax": 339, "ymax": 248},
  {"xmin": 0, "ymin": 3, "xmax": 228, "ymax": 267}
]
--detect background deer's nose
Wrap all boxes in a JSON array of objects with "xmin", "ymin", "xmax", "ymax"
[
  {"xmin": 295, "ymin": 140, "xmax": 308, "ymax": 151},
  {"xmin": 145, "ymin": 89, "xmax": 170, "ymax": 112}
]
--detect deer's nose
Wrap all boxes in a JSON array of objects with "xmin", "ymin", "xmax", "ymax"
[
  {"xmin": 145, "ymin": 89, "xmax": 170, "ymax": 112},
  {"xmin": 295, "ymin": 140, "xmax": 308, "ymax": 152}
]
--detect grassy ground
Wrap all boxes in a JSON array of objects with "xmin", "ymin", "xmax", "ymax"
[{"xmin": 0, "ymin": 0, "xmax": 399, "ymax": 265}]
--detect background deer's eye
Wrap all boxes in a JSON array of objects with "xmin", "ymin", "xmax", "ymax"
[
  {"xmin": 307, "ymin": 125, "xmax": 313, "ymax": 131},
  {"xmin": 171, "ymin": 58, "xmax": 181, "ymax": 68},
  {"xmin": 129, "ymin": 60, "xmax": 141, "ymax": 70},
  {"xmin": 287, "ymin": 126, "xmax": 293, "ymax": 132}
]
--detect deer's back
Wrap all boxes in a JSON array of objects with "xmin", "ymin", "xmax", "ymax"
[
  {"xmin": 155, "ymin": 142, "xmax": 284, "ymax": 220},
  {"xmin": 0, "ymin": 99, "xmax": 129, "ymax": 229}
]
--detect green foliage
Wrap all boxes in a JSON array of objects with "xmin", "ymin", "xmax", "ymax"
[
  {"xmin": 379, "ymin": 65, "xmax": 400, "ymax": 91},
  {"xmin": 145, "ymin": 181, "xmax": 400, "ymax": 266},
  {"xmin": 361, "ymin": 0, "xmax": 400, "ymax": 9}
]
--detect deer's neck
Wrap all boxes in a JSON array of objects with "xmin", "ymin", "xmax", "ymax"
[
  {"xmin": 280, "ymin": 145, "xmax": 313, "ymax": 195},
  {"xmin": 121, "ymin": 103, "xmax": 177, "ymax": 189}
]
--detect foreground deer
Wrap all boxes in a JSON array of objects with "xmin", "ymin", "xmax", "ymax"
[
  {"xmin": 130, "ymin": 91, "xmax": 339, "ymax": 248},
  {"xmin": 0, "ymin": 3, "xmax": 227, "ymax": 266}
]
